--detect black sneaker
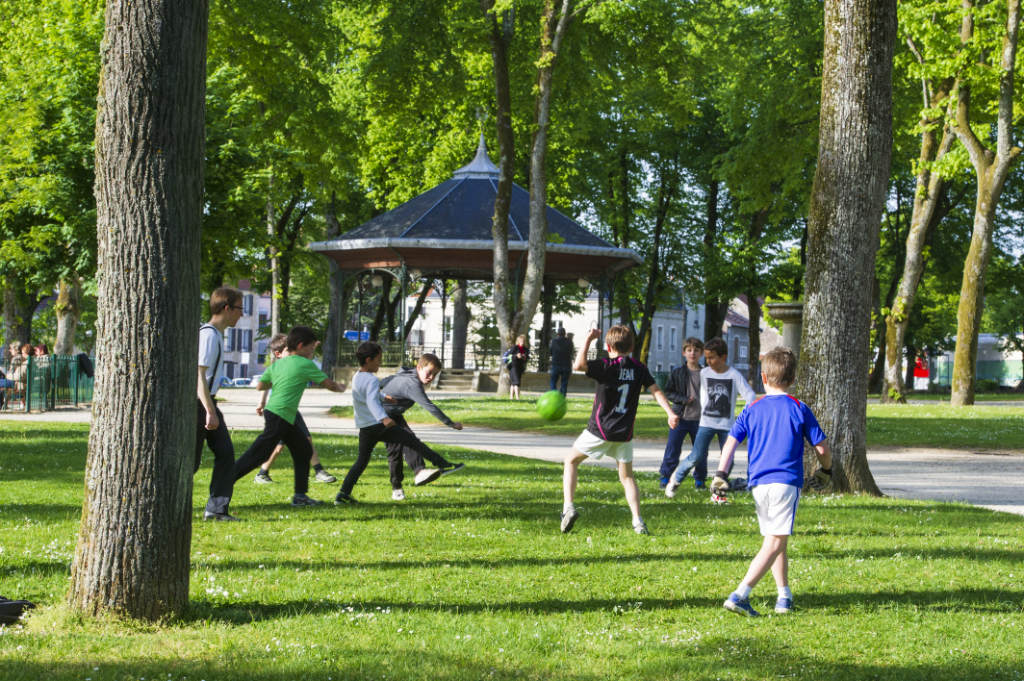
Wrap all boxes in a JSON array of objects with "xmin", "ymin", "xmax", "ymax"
[
  {"xmin": 203, "ymin": 511, "xmax": 240, "ymax": 522},
  {"xmin": 254, "ymin": 471, "xmax": 274, "ymax": 484},
  {"xmin": 334, "ymin": 491, "xmax": 358, "ymax": 505},
  {"xmin": 291, "ymin": 493, "xmax": 323, "ymax": 507},
  {"xmin": 440, "ymin": 462, "xmax": 465, "ymax": 476}
]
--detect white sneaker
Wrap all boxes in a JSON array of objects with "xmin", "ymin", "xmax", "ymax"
[
  {"xmin": 314, "ymin": 469, "xmax": 337, "ymax": 483},
  {"xmin": 392, "ymin": 489, "xmax": 406, "ymax": 501},
  {"xmin": 665, "ymin": 479, "xmax": 680, "ymax": 498},
  {"xmin": 414, "ymin": 468, "xmax": 442, "ymax": 486}
]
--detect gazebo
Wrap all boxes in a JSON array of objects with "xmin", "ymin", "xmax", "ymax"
[{"xmin": 309, "ymin": 136, "xmax": 642, "ymax": 345}]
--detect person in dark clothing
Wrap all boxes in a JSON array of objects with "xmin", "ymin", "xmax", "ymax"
[
  {"xmin": 548, "ymin": 327, "xmax": 574, "ymax": 395},
  {"xmin": 379, "ymin": 353, "xmax": 465, "ymax": 501},
  {"xmin": 506, "ymin": 334, "xmax": 529, "ymax": 400},
  {"xmin": 658, "ymin": 337, "xmax": 705, "ymax": 488}
]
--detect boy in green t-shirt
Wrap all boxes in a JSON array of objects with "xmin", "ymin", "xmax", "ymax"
[{"xmin": 232, "ymin": 326, "xmax": 347, "ymax": 507}]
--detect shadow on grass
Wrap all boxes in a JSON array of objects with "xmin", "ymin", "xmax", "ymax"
[
  {"xmin": 2, "ymin": 641, "xmax": 1019, "ymax": 681},
  {"xmin": 0, "ymin": 502, "xmax": 83, "ymax": 522},
  {"xmin": 187, "ymin": 585, "xmax": 1023, "ymax": 625}
]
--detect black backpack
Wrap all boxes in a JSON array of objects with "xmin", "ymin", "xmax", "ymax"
[
  {"xmin": 76, "ymin": 352, "xmax": 94, "ymax": 379},
  {"xmin": 0, "ymin": 596, "xmax": 35, "ymax": 624}
]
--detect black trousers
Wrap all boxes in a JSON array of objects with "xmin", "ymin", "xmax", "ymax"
[
  {"xmin": 233, "ymin": 410, "xmax": 313, "ymax": 495},
  {"xmin": 195, "ymin": 401, "xmax": 236, "ymax": 515},
  {"xmin": 385, "ymin": 413, "xmax": 452, "ymax": 489},
  {"xmin": 341, "ymin": 421, "xmax": 443, "ymax": 495}
]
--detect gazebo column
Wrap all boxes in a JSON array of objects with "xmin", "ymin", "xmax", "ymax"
[{"xmin": 451, "ymin": 279, "xmax": 468, "ymax": 369}]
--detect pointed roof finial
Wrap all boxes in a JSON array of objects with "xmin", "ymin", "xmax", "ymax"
[{"xmin": 452, "ymin": 133, "xmax": 499, "ymax": 179}]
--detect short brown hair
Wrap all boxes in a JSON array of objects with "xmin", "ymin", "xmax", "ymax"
[
  {"xmin": 604, "ymin": 325, "xmax": 634, "ymax": 354},
  {"xmin": 683, "ymin": 337, "xmax": 704, "ymax": 352},
  {"xmin": 418, "ymin": 353, "xmax": 442, "ymax": 371},
  {"xmin": 704, "ymin": 337, "xmax": 728, "ymax": 357},
  {"xmin": 209, "ymin": 286, "xmax": 243, "ymax": 315},
  {"xmin": 761, "ymin": 346, "xmax": 797, "ymax": 387},
  {"xmin": 268, "ymin": 333, "xmax": 287, "ymax": 355}
]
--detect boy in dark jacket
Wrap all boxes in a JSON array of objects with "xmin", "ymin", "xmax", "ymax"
[{"xmin": 658, "ymin": 337, "xmax": 704, "ymax": 488}]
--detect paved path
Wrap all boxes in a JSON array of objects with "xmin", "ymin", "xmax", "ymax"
[{"xmin": 8, "ymin": 389, "xmax": 1023, "ymax": 516}]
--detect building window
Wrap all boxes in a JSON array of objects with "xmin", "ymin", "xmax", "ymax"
[
  {"xmin": 656, "ymin": 326, "xmax": 663, "ymax": 350},
  {"xmin": 224, "ymin": 329, "xmax": 236, "ymax": 352},
  {"xmin": 739, "ymin": 343, "xmax": 748, "ymax": 360},
  {"xmin": 656, "ymin": 363, "xmax": 663, "ymax": 372},
  {"xmin": 241, "ymin": 330, "xmax": 253, "ymax": 353},
  {"xmin": 670, "ymin": 327, "xmax": 677, "ymax": 351},
  {"xmin": 243, "ymin": 294, "xmax": 253, "ymax": 316},
  {"xmin": 258, "ymin": 312, "xmax": 269, "ymax": 330},
  {"xmin": 239, "ymin": 364, "xmax": 248, "ymax": 378},
  {"xmin": 224, "ymin": 361, "xmax": 235, "ymax": 379},
  {"xmin": 445, "ymin": 316, "xmax": 453, "ymax": 342}
]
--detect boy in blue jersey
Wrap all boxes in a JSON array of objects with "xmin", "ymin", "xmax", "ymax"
[
  {"xmin": 711, "ymin": 346, "xmax": 832, "ymax": 616},
  {"xmin": 560, "ymin": 325, "xmax": 679, "ymax": 535}
]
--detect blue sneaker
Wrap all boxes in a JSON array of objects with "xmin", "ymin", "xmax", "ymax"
[
  {"xmin": 723, "ymin": 593, "xmax": 760, "ymax": 617},
  {"xmin": 659, "ymin": 477, "xmax": 670, "ymax": 489},
  {"xmin": 774, "ymin": 597, "xmax": 793, "ymax": 614},
  {"xmin": 694, "ymin": 479, "xmax": 706, "ymax": 490}
]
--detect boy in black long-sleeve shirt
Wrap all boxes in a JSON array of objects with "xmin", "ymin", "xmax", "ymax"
[{"xmin": 379, "ymin": 353, "xmax": 466, "ymax": 501}]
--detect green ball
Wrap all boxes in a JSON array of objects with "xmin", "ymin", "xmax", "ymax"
[{"xmin": 536, "ymin": 390, "xmax": 567, "ymax": 422}]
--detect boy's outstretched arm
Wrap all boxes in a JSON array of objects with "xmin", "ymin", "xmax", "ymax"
[
  {"xmin": 648, "ymin": 384, "xmax": 680, "ymax": 429},
  {"xmin": 573, "ymin": 328, "xmax": 600, "ymax": 372},
  {"xmin": 256, "ymin": 387, "xmax": 269, "ymax": 416},
  {"xmin": 812, "ymin": 439, "xmax": 832, "ymax": 485},
  {"xmin": 319, "ymin": 377, "xmax": 347, "ymax": 393},
  {"xmin": 711, "ymin": 435, "xmax": 741, "ymax": 492}
]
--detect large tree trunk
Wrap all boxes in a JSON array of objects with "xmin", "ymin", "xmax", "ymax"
[
  {"xmin": 482, "ymin": 0, "xmax": 516, "ymax": 394},
  {"xmin": 950, "ymin": 0, "xmax": 1022, "ymax": 406},
  {"xmin": 796, "ymin": 0, "xmax": 895, "ymax": 495},
  {"xmin": 451, "ymin": 279, "xmax": 469, "ymax": 369},
  {"xmin": 704, "ymin": 301, "xmax": 728, "ymax": 341},
  {"xmin": 746, "ymin": 292, "xmax": 762, "ymax": 392},
  {"xmin": 54, "ymin": 278, "xmax": 82, "ymax": 355},
  {"xmin": 322, "ymin": 193, "xmax": 344, "ymax": 372},
  {"xmin": 69, "ymin": 0, "xmax": 206, "ymax": 619},
  {"xmin": 883, "ymin": 114, "xmax": 955, "ymax": 403}
]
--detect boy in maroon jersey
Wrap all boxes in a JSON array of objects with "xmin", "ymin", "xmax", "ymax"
[{"xmin": 560, "ymin": 325, "xmax": 680, "ymax": 535}]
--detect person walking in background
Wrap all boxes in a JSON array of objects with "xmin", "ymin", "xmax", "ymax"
[{"xmin": 548, "ymin": 327, "xmax": 574, "ymax": 396}]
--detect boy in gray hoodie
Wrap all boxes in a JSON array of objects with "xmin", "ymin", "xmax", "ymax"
[{"xmin": 379, "ymin": 353, "xmax": 466, "ymax": 501}]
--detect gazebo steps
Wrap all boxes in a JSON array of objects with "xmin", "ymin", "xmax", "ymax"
[{"xmin": 435, "ymin": 369, "xmax": 477, "ymax": 392}]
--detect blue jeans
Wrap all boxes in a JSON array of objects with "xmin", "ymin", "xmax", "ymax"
[
  {"xmin": 659, "ymin": 418, "xmax": 699, "ymax": 481},
  {"xmin": 549, "ymin": 365, "xmax": 571, "ymax": 395},
  {"xmin": 671, "ymin": 427, "xmax": 730, "ymax": 484}
]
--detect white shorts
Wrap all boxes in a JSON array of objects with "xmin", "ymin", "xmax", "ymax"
[
  {"xmin": 752, "ymin": 483, "xmax": 800, "ymax": 536},
  {"xmin": 572, "ymin": 430, "xmax": 634, "ymax": 463}
]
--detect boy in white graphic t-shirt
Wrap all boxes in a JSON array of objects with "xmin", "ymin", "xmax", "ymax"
[{"xmin": 665, "ymin": 337, "xmax": 755, "ymax": 499}]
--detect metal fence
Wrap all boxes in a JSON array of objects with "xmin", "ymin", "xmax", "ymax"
[
  {"xmin": 931, "ymin": 357, "xmax": 1023, "ymax": 388},
  {"xmin": 0, "ymin": 355, "xmax": 94, "ymax": 413}
]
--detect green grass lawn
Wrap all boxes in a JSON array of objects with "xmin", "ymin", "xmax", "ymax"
[
  {"xmin": 336, "ymin": 397, "xmax": 1024, "ymax": 451},
  {"xmin": 1, "ymin": 421, "xmax": 1022, "ymax": 680}
]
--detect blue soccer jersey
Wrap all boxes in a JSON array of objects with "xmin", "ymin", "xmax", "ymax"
[{"xmin": 729, "ymin": 394, "xmax": 827, "ymax": 488}]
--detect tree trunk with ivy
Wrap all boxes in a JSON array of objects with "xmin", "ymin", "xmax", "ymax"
[
  {"xmin": 883, "ymin": 99, "xmax": 955, "ymax": 403},
  {"xmin": 796, "ymin": 0, "xmax": 895, "ymax": 495},
  {"xmin": 69, "ymin": 0, "xmax": 206, "ymax": 619},
  {"xmin": 950, "ymin": 0, "xmax": 1022, "ymax": 406}
]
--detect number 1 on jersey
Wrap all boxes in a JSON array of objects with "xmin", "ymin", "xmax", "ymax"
[{"xmin": 614, "ymin": 383, "xmax": 629, "ymax": 413}]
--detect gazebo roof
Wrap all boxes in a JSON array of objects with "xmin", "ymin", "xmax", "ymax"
[{"xmin": 309, "ymin": 137, "xmax": 642, "ymax": 281}]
